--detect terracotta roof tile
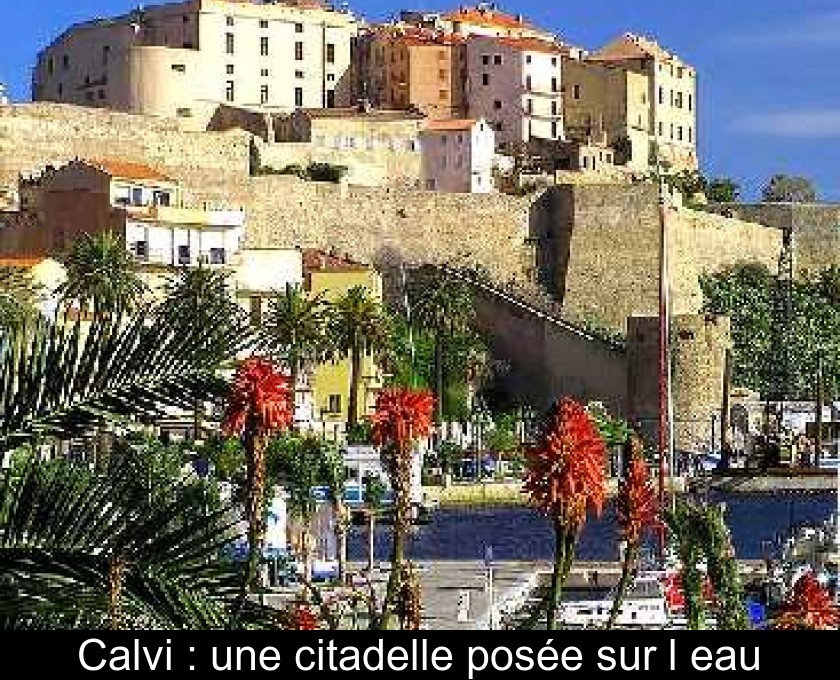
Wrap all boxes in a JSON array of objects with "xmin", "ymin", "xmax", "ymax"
[
  {"xmin": 444, "ymin": 7, "xmax": 531, "ymax": 30},
  {"xmin": 496, "ymin": 36, "xmax": 569, "ymax": 55},
  {"xmin": 302, "ymin": 249, "xmax": 368, "ymax": 272},
  {"xmin": 0, "ymin": 257, "xmax": 47, "ymax": 268},
  {"xmin": 87, "ymin": 159, "xmax": 175, "ymax": 183},
  {"xmin": 424, "ymin": 118, "xmax": 478, "ymax": 132},
  {"xmin": 587, "ymin": 33, "xmax": 684, "ymax": 66}
]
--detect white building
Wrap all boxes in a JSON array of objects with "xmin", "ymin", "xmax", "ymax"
[
  {"xmin": 421, "ymin": 118, "xmax": 496, "ymax": 193},
  {"xmin": 465, "ymin": 35, "xmax": 566, "ymax": 150}
]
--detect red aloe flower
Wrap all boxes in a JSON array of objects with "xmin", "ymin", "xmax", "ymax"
[
  {"xmin": 523, "ymin": 397, "xmax": 607, "ymax": 532},
  {"xmin": 289, "ymin": 605, "xmax": 319, "ymax": 631},
  {"xmin": 775, "ymin": 572, "xmax": 840, "ymax": 630},
  {"xmin": 370, "ymin": 388, "xmax": 434, "ymax": 629},
  {"xmin": 523, "ymin": 397, "xmax": 607, "ymax": 630},
  {"xmin": 616, "ymin": 450, "xmax": 658, "ymax": 545},
  {"xmin": 223, "ymin": 357, "xmax": 293, "ymax": 610},
  {"xmin": 222, "ymin": 357, "xmax": 294, "ymax": 438},
  {"xmin": 371, "ymin": 388, "xmax": 435, "ymax": 449}
]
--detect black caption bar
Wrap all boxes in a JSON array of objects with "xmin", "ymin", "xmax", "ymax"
[{"xmin": 1, "ymin": 631, "xmax": 817, "ymax": 675}]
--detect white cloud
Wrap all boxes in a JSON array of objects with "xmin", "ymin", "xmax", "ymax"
[
  {"xmin": 725, "ymin": 11, "xmax": 840, "ymax": 49},
  {"xmin": 730, "ymin": 110, "xmax": 840, "ymax": 138}
]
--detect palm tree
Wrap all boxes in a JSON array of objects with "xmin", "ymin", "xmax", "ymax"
[
  {"xmin": 221, "ymin": 357, "xmax": 293, "ymax": 614},
  {"xmin": 371, "ymin": 387, "xmax": 435, "ymax": 629},
  {"xmin": 0, "ymin": 302, "xmax": 244, "ymax": 461},
  {"xmin": 331, "ymin": 286, "xmax": 387, "ymax": 430},
  {"xmin": 57, "ymin": 232, "xmax": 146, "ymax": 318},
  {"xmin": 362, "ymin": 472, "xmax": 387, "ymax": 574},
  {"xmin": 0, "ymin": 455, "xmax": 243, "ymax": 629},
  {"xmin": 320, "ymin": 445, "xmax": 349, "ymax": 584},
  {"xmin": 0, "ymin": 265, "xmax": 41, "ymax": 331},
  {"xmin": 260, "ymin": 284, "xmax": 331, "ymax": 425},
  {"xmin": 523, "ymin": 397, "xmax": 607, "ymax": 630},
  {"xmin": 160, "ymin": 263, "xmax": 250, "ymax": 438},
  {"xmin": 607, "ymin": 434, "xmax": 657, "ymax": 629},
  {"xmin": 409, "ymin": 267, "xmax": 474, "ymax": 424}
]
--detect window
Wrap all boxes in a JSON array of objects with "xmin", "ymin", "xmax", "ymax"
[
  {"xmin": 225, "ymin": 32, "xmax": 234, "ymax": 54},
  {"xmin": 493, "ymin": 54, "xmax": 502, "ymax": 65},
  {"xmin": 439, "ymin": 89, "xmax": 447, "ymax": 101},
  {"xmin": 102, "ymin": 46, "xmax": 111, "ymax": 66},
  {"xmin": 438, "ymin": 69, "xmax": 447, "ymax": 80},
  {"xmin": 551, "ymin": 77, "xmax": 558, "ymax": 93},
  {"xmin": 688, "ymin": 127, "xmax": 693, "ymax": 143},
  {"xmin": 525, "ymin": 75, "xmax": 532, "ymax": 90},
  {"xmin": 57, "ymin": 83, "xmax": 63, "ymax": 97},
  {"xmin": 677, "ymin": 125, "xmax": 683, "ymax": 141},
  {"xmin": 482, "ymin": 55, "xmax": 490, "ymax": 65},
  {"xmin": 551, "ymin": 121, "xmax": 558, "ymax": 138},
  {"xmin": 496, "ymin": 121, "xmax": 503, "ymax": 132},
  {"xmin": 259, "ymin": 19, "xmax": 269, "ymax": 29},
  {"xmin": 62, "ymin": 55, "xmax": 69, "ymax": 70},
  {"xmin": 295, "ymin": 70, "xmax": 304, "ymax": 79},
  {"xmin": 134, "ymin": 241, "xmax": 148, "ymax": 260},
  {"xmin": 572, "ymin": 84, "xmax": 580, "ymax": 99},
  {"xmin": 482, "ymin": 73, "xmax": 489, "ymax": 86},
  {"xmin": 440, "ymin": 135, "xmax": 447, "ymax": 145},
  {"xmin": 177, "ymin": 245, "xmax": 191, "ymax": 265},
  {"xmin": 47, "ymin": 57, "xmax": 54, "ymax": 75},
  {"xmin": 526, "ymin": 99, "xmax": 533, "ymax": 114},
  {"xmin": 425, "ymin": 178, "xmax": 436, "ymax": 190},
  {"xmin": 260, "ymin": 84, "xmax": 269, "ymax": 104},
  {"xmin": 551, "ymin": 57, "xmax": 557, "ymax": 66},
  {"xmin": 153, "ymin": 190, "xmax": 170, "ymax": 207},
  {"xmin": 675, "ymin": 91, "xmax": 683, "ymax": 108},
  {"xmin": 670, "ymin": 89, "xmax": 674, "ymax": 106},
  {"xmin": 670, "ymin": 123, "xmax": 674, "ymax": 139},
  {"xmin": 260, "ymin": 36, "xmax": 269, "ymax": 56},
  {"xmin": 688, "ymin": 94, "xmax": 693, "ymax": 111},
  {"xmin": 295, "ymin": 42, "xmax": 303, "ymax": 60},
  {"xmin": 177, "ymin": 107, "xmax": 192, "ymax": 117},
  {"xmin": 326, "ymin": 90, "xmax": 335, "ymax": 108},
  {"xmin": 295, "ymin": 22, "xmax": 304, "ymax": 33},
  {"xmin": 493, "ymin": 100, "xmax": 502, "ymax": 110},
  {"xmin": 328, "ymin": 394, "xmax": 342, "ymax": 414},
  {"xmin": 209, "ymin": 247, "xmax": 226, "ymax": 265},
  {"xmin": 226, "ymin": 16, "xmax": 234, "ymax": 27},
  {"xmin": 525, "ymin": 55, "xmax": 532, "ymax": 64},
  {"xmin": 327, "ymin": 73, "xmax": 335, "ymax": 82},
  {"xmin": 97, "ymin": 89, "xmax": 106, "ymax": 100},
  {"xmin": 172, "ymin": 63, "xmax": 186, "ymax": 72},
  {"xmin": 326, "ymin": 43, "xmax": 335, "ymax": 64},
  {"xmin": 226, "ymin": 64, "xmax": 234, "ymax": 75},
  {"xmin": 658, "ymin": 86, "xmax": 664, "ymax": 104},
  {"xmin": 261, "ymin": 68, "xmax": 269, "ymax": 77},
  {"xmin": 551, "ymin": 100, "xmax": 558, "ymax": 115},
  {"xmin": 294, "ymin": 87, "xmax": 303, "ymax": 107},
  {"xmin": 131, "ymin": 187, "xmax": 144, "ymax": 205},
  {"xmin": 85, "ymin": 91, "xmax": 94, "ymax": 102},
  {"xmin": 658, "ymin": 121, "xmax": 664, "ymax": 136},
  {"xmin": 249, "ymin": 296, "xmax": 262, "ymax": 327},
  {"xmin": 225, "ymin": 80, "xmax": 234, "ymax": 102}
]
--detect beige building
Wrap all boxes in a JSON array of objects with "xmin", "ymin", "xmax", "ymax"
[
  {"xmin": 32, "ymin": 0, "xmax": 358, "ymax": 129},
  {"xmin": 565, "ymin": 33, "xmax": 698, "ymax": 173},
  {"xmin": 355, "ymin": 25, "xmax": 467, "ymax": 120},
  {"xmin": 465, "ymin": 35, "xmax": 566, "ymax": 150},
  {"xmin": 420, "ymin": 118, "xmax": 496, "ymax": 193},
  {"xmin": 267, "ymin": 106, "xmax": 425, "ymax": 187}
]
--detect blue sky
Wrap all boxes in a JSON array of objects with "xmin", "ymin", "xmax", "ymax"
[{"xmin": 2, "ymin": 1, "xmax": 838, "ymax": 200}]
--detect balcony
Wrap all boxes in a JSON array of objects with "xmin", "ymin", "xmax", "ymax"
[{"xmin": 124, "ymin": 204, "xmax": 245, "ymax": 229}]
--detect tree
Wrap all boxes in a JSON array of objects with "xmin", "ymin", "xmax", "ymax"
[
  {"xmin": 774, "ymin": 572, "xmax": 840, "ymax": 630},
  {"xmin": 0, "ymin": 265, "xmax": 41, "ymax": 331},
  {"xmin": 362, "ymin": 472, "xmax": 387, "ymax": 574},
  {"xmin": 0, "ymin": 303, "xmax": 243, "ymax": 460},
  {"xmin": 705, "ymin": 177, "xmax": 740, "ymax": 203},
  {"xmin": 221, "ymin": 357, "xmax": 293, "ymax": 615},
  {"xmin": 319, "ymin": 445, "xmax": 349, "ymax": 584},
  {"xmin": 371, "ymin": 387, "xmax": 434, "ymax": 629},
  {"xmin": 58, "ymin": 232, "xmax": 146, "ymax": 317},
  {"xmin": 762, "ymin": 174, "xmax": 817, "ymax": 203},
  {"xmin": 260, "ymin": 283, "xmax": 331, "ymax": 417},
  {"xmin": 409, "ymin": 268, "xmax": 475, "ymax": 424},
  {"xmin": 0, "ymin": 456, "xmax": 243, "ymax": 629},
  {"xmin": 607, "ymin": 434, "xmax": 657, "ymax": 629},
  {"xmin": 331, "ymin": 286, "xmax": 387, "ymax": 429},
  {"xmin": 523, "ymin": 398, "xmax": 606, "ymax": 630}
]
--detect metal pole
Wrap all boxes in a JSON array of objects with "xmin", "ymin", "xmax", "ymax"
[
  {"xmin": 816, "ymin": 352, "xmax": 824, "ymax": 468},
  {"xmin": 487, "ymin": 565, "xmax": 495, "ymax": 630}
]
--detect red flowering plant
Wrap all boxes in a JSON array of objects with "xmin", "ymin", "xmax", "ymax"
[
  {"xmin": 288, "ymin": 605, "xmax": 319, "ymax": 631},
  {"xmin": 607, "ymin": 434, "xmax": 658, "ymax": 628},
  {"xmin": 222, "ymin": 357, "xmax": 293, "ymax": 609},
  {"xmin": 523, "ymin": 397, "xmax": 607, "ymax": 630},
  {"xmin": 775, "ymin": 572, "xmax": 839, "ymax": 630},
  {"xmin": 370, "ymin": 388, "xmax": 434, "ymax": 629}
]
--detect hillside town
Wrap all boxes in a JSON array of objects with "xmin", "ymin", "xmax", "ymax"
[{"xmin": 0, "ymin": 0, "xmax": 836, "ymax": 633}]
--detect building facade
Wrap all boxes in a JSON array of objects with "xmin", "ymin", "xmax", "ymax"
[
  {"xmin": 355, "ymin": 26, "xmax": 467, "ymax": 120},
  {"xmin": 32, "ymin": 0, "xmax": 358, "ymax": 129},
  {"xmin": 465, "ymin": 35, "xmax": 566, "ymax": 149},
  {"xmin": 566, "ymin": 33, "xmax": 698, "ymax": 173},
  {"xmin": 420, "ymin": 118, "xmax": 496, "ymax": 193}
]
